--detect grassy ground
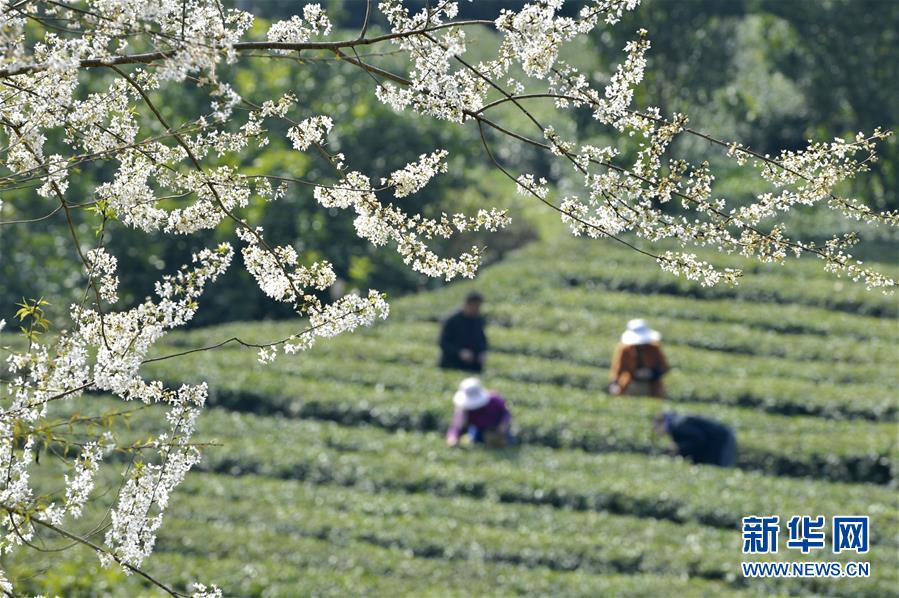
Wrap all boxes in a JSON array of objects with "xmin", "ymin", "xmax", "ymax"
[{"xmin": 4, "ymin": 236, "xmax": 898, "ymax": 596}]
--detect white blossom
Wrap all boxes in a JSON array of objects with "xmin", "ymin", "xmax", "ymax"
[
  {"xmin": 191, "ymin": 583, "xmax": 223, "ymax": 598},
  {"xmin": 287, "ymin": 116, "xmax": 334, "ymax": 151},
  {"xmin": 86, "ymin": 248, "xmax": 120, "ymax": 304},
  {"xmin": 0, "ymin": 0, "xmax": 894, "ymax": 593},
  {"xmin": 385, "ymin": 150, "xmax": 449, "ymax": 198},
  {"xmin": 267, "ymin": 5, "xmax": 332, "ymax": 45}
]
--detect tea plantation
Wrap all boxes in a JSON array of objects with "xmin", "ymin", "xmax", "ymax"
[{"xmin": 7, "ymin": 237, "xmax": 898, "ymax": 596}]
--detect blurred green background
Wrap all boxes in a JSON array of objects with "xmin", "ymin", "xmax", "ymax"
[{"xmin": 1, "ymin": 0, "xmax": 896, "ymax": 325}]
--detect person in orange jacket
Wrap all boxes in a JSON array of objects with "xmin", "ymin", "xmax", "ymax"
[{"xmin": 608, "ymin": 319, "xmax": 670, "ymax": 398}]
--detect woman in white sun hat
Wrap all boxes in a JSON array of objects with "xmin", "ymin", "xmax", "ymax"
[
  {"xmin": 608, "ymin": 319, "xmax": 670, "ymax": 398},
  {"xmin": 446, "ymin": 377, "xmax": 513, "ymax": 448}
]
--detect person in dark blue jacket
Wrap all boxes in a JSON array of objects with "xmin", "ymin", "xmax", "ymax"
[
  {"xmin": 438, "ymin": 291, "xmax": 487, "ymax": 372},
  {"xmin": 654, "ymin": 411, "xmax": 737, "ymax": 467}
]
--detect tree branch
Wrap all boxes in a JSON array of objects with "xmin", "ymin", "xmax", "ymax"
[
  {"xmin": 0, "ymin": 20, "xmax": 494, "ymax": 79},
  {"xmin": 2, "ymin": 504, "xmax": 185, "ymax": 597}
]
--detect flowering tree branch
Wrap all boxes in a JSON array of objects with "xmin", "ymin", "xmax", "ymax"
[
  {"xmin": 0, "ymin": 0, "xmax": 894, "ymax": 594},
  {"xmin": 2, "ymin": 502, "xmax": 186, "ymax": 597}
]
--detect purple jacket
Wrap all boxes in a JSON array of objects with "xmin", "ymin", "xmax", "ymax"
[{"xmin": 446, "ymin": 393, "xmax": 511, "ymax": 444}]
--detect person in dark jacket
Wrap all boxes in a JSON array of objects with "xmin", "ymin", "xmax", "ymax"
[
  {"xmin": 653, "ymin": 411, "xmax": 737, "ymax": 467},
  {"xmin": 446, "ymin": 378, "xmax": 512, "ymax": 448},
  {"xmin": 438, "ymin": 291, "xmax": 487, "ymax": 372}
]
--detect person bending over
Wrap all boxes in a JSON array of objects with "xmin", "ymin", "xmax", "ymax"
[
  {"xmin": 609, "ymin": 319, "xmax": 670, "ymax": 398},
  {"xmin": 654, "ymin": 411, "xmax": 737, "ymax": 467},
  {"xmin": 446, "ymin": 378, "xmax": 512, "ymax": 448}
]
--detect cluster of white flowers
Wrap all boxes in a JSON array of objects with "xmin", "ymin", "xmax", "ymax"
[
  {"xmin": 494, "ymin": 0, "xmax": 638, "ymax": 81},
  {"xmin": 63, "ymin": 442, "xmax": 104, "ymax": 520},
  {"xmin": 267, "ymin": 4, "xmax": 332, "ymax": 45},
  {"xmin": 287, "ymin": 115, "xmax": 334, "ymax": 151},
  {"xmin": 86, "ymin": 248, "xmax": 120, "ymax": 304},
  {"xmin": 385, "ymin": 150, "xmax": 449, "ymax": 198},
  {"xmin": 2, "ymin": 243, "xmax": 233, "ymax": 581},
  {"xmin": 238, "ymin": 226, "xmax": 337, "ymax": 306},
  {"xmin": 313, "ymin": 164, "xmax": 507, "ymax": 280},
  {"xmin": 191, "ymin": 583, "xmax": 223, "ymax": 598},
  {"xmin": 657, "ymin": 252, "xmax": 742, "ymax": 287},
  {"xmin": 103, "ymin": 383, "xmax": 209, "ymax": 569},
  {"xmin": 516, "ymin": 174, "xmax": 550, "ymax": 199},
  {"xmin": 258, "ymin": 289, "xmax": 390, "ymax": 365},
  {"xmin": 0, "ymin": 0, "xmax": 894, "ymax": 592},
  {"xmin": 376, "ymin": 1, "xmax": 488, "ymax": 122}
]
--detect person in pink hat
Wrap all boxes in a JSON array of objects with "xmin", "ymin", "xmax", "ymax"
[{"xmin": 446, "ymin": 378, "xmax": 513, "ymax": 448}]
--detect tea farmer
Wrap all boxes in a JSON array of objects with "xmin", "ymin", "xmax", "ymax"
[
  {"xmin": 438, "ymin": 291, "xmax": 488, "ymax": 373},
  {"xmin": 446, "ymin": 378, "xmax": 512, "ymax": 448},
  {"xmin": 654, "ymin": 411, "xmax": 738, "ymax": 467},
  {"xmin": 609, "ymin": 319, "xmax": 670, "ymax": 398}
]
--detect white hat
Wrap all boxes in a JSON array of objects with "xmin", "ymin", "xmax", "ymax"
[
  {"xmin": 453, "ymin": 377, "xmax": 490, "ymax": 410},
  {"xmin": 620, "ymin": 319, "xmax": 661, "ymax": 345}
]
